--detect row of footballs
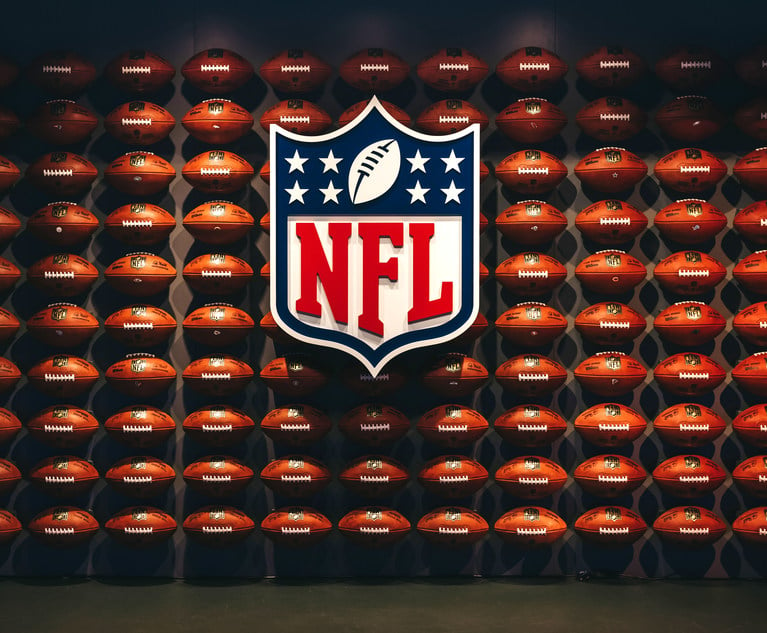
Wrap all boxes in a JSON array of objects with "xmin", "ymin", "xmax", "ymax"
[
  {"xmin": 0, "ymin": 502, "xmax": 761, "ymax": 550},
  {"xmin": 5, "ymin": 45, "xmax": 767, "ymax": 98},
  {"xmin": 3, "ymin": 398, "xmax": 766, "ymax": 451},
  {"xmin": 0, "ymin": 349, "xmax": 764, "ymax": 402},
  {"xmin": 0, "ymin": 145, "xmax": 765, "ymax": 204},
  {"xmin": 5, "ymin": 93, "xmax": 767, "ymax": 149}
]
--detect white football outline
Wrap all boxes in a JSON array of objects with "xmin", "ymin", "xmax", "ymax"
[
  {"xmin": 348, "ymin": 138, "xmax": 401, "ymax": 205},
  {"xmin": 270, "ymin": 97, "xmax": 480, "ymax": 377}
]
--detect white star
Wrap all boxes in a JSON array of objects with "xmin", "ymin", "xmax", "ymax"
[
  {"xmin": 407, "ymin": 150, "xmax": 430, "ymax": 173},
  {"xmin": 441, "ymin": 149, "xmax": 464, "ymax": 173},
  {"xmin": 406, "ymin": 180, "xmax": 429, "ymax": 204},
  {"xmin": 285, "ymin": 181, "xmax": 308, "ymax": 204},
  {"xmin": 285, "ymin": 149, "xmax": 308, "ymax": 173},
  {"xmin": 441, "ymin": 180, "xmax": 464, "ymax": 204},
  {"xmin": 319, "ymin": 181, "xmax": 343, "ymax": 204},
  {"xmin": 319, "ymin": 150, "xmax": 342, "ymax": 173}
]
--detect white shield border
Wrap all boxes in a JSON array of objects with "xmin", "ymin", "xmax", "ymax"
[{"xmin": 269, "ymin": 96, "xmax": 480, "ymax": 376}]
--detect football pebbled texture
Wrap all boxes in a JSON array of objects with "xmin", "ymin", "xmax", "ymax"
[
  {"xmin": 104, "ymin": 252, "xmax": 176, "ymax": 296},
  {"xmin": 495, "ymin": 252, "xmax": 567, "ymax": 296},
  {"xmin": 182, "ymin": 354, "xmax": 254, "ymax": 396},
  {"xmin": 493, "ymin": 404, "xmax": 567, "ymax": 447},
  {"xmin": 261, "ymin": 506, "xmax": 332, "ymax": 547},
  {"xmin": 495, "ymin": 150, "xmax": 568, "ymax": 195},
  {"xmin": 416, "ymin": 47, "xmax": 488, "ymax": 92},
  {"xmin": 421, "ymin": 354, "xmax": 488, "ymax": 397},
  {"xmin": 183, "ymin": 455, "xmax": 254, "ymax": 498},
  {"xmin": 652, "ymin": 454, "xmax": 726, "ymax": 497},
  {"xmin": 339, "ymin": 403, "xmax": 410, "ymax": 447},
  {"xmin": 654, "ymin": 199, "xmax": 727, "ymax": 244},
  {"xmin": 734, "ymin": 250, "xmax": 767, "ymax": 294},
  {"xmin": 495, "ymin": 354, "xmax": 567, "ymax": 397},
  {"xmin": 27, "ymin": 302, "xmax": 98, "ymax": 347},
  {"xmin": 338, "ymin": 507, "xmax": 410, "ymax": 548},
  {"xmin": 734, "ymin": 97, "xmax": 767, "ymax": 141},
  {"xmin": 339, "ymin": 48, "xmax": 409, "ymax": 92},
  {"xmin": 27, "ymin": 354, "xmax": 97, "ymax": 397},
  {"xmin": 339, "ymin": 455, "xmax": 409, "ymax": 498},
  {"xmin": 574, "ymin": 147, "xmax": 648, "ymax": 193},
  {"xmin": 576, "ymin": 96, "xmax": 646, "ymax": 143},
  {"xmin": 259, "ymin": 99, "xmax": 332, "ymax": 134},
  {"xmin": 27, "ymin": 253, "xmax": 98, "ymax": 297},
  {"xmin": 575, "ymin": 506, "xmax": 647, "ymax": 546},
  {"xmin": 417, "ymin": 404, "xmax": 488, "ymax": 448},
  {"xmin": 653, "ymin": 403, "xmax": 726, "ymax": 448},
  {"xmin": 732, "ymin": 351, "xmax": 767, "ymax": 395},
  {"xmin": 28, "ymin": 506, "xmax": 99, "ymax": 547},
  {"xmin": 104, "ymin": 151, "xmax": 175, "ymax": 196},
  {"xmin": 0, "ymin": 358, "xmax": 20, "ymax": 393},
  {"xmin": 574, "ymin": 351, "xmax": 647, "ymax": 397},
  {"xmin": 104, "ymin": 100, "xmax": 175, "ymax": 145},
  {"xmin": 655, "ymin": 95, "xmax": 725, "ymax": 142},
  {"xmin": 28, "ymin": 201, "xmax": 98, "ymax": 246},
  {"xmin": 494, "ymin": 506, "xmax": 567, "ymax": 548},
  {"xmin": 0, "ymin": 306, "xmax": 18, "ymax": 342},
  {"xmin": 260, "ymin": 456, "xmax": 331, "ymax": 498},
  {"xmin": 653, "ymin": 505, "xmax": 727, "ymax": 547},
  {"xmin": 495, "ymin": 302, "xmax": 567, "ymax": 347},
  {"xmin": 576, "ymin": 45, "xmax": 646, "ymax": 89},
  {"xmin": 183, "ymin": 303, "xmax": 254, "ymax": 346},
  {"xmin": 416, "ymin": 99, "xmax": 488, "ymax": 134},
  {"xmin": 0, "ymin": 156, "xmax": 19, "ymax": 193},
  {"xmin": 104, "ymin": 405, "xmax": 176, "ymax": 448},
  {"xmin": 27, "ymin": 99, "xmax": 98, "ymax": 145},
  {"xmin": 182, "ymin": 48, "xmax": 254, "ymax": 93},
  {"xmin": 734, "ymin": 301, "xmax": 767, "ymax": 346},
  {"xmin": 0, "ymin": 207, "xmax": 20, "ymax": 242},
  {"xmin": 0, "ymin": 408, "xmax": 20, "ymax": 445},
  {"xmin": 732, "ymin": 456, "xmax": 767, "ymax": 498},
  {"xmin": 260, "ymin": 49, "xmax": 332, "ymax": 93},
  {"xmin": 182, "ymin": 150, "xmax": 254, "ymax": 194},
  {"xmin": 574, "ymin": 301, "xmax": 646, "ymax": 345},
  {"xmin": 260, "ymin": 356, "xmax": 327, "ymax": 396},
  {"xmin": 417, "ymin": 506, "xmax": 488, "ymax": 547},
  {"xmin": 575, "ymin": 199, "xmax": 647, "ymax": 244},
  {"xmin": 574, "ymin": 455, "xmax": 647, "ymax": 498},
  {"xmin": 106, "ymin": 353, "xmax": 176, "ymax": 397},
  {"xmin": 183, "ymin": 253, "xmax": 253, "ymax": 294},
  {"xmin": 183, "ymin": 405, "xmax": 255, "ymax": 447},
  {"xmin": 574, "ymin": 403, "xmax": 647, "ymax": 447},
  {"xmin": 182, "ymin": 99, "xmax": 254, "ymax": 144},
  {"xmin": 655, "ymin": 47, "xmax": 726, "ymax": 92},
  {"xmin": 105, "ymin": 456, "xmax": 175, "ymax": 498},
  {"xmin": 183, "ymin": 201, "xmax": 254, "ymax": 244},
  {"xmin": 734, "ymin": 201, "xmax": 767, "ymax": 244},
  {"xmin": 733, "ymin": 404, "xmax": 767, "ymax": 447},
  {"xmin": 654, "ymin": 148, "xmax": 727, "ymax": 194},
  {"xmin": 104, "ymin": 50, "xmax": 175, "ymax": 94},
  {"xmin": 575, "ymin": 250, "xmax": 647, "ymax": 294},
  {"xmin": 0, "ymin": 458, "xmax": 20, "ymax": 495},
  {"xmin": 183, "ymin": 505, "xmax": 254, "ymax": 547},
  {"xmin": 104, "ymin": 304, "xmax": 176, "ymax": 347},
  {"xmin": 654, "ymin": 301, "xmax": 725, "ymax": 346},
  {"xmin": 0, "ymin": 510, "xmax": 21, "ymax": 545},
  {"xmin": 26, "ymin": 152, "xmax": 97, "ymax": 197},
  {"xmin": 27, "ymin": 51, "xmax": 96, "ymax": 95},
  {"xmin": 496, "ymin": 46, "xmax": 568, "ymax": 92},
  {"xmin": 260, "ymin": 404, "xmax": 331, "ymax": 446},
  {"xmin": 495, "ymin": 456, "xmax": 567, "ymax": 499},
  {"xmin": 26, "ymin": 404, "xmax": 98, "ymax": 448},
  {"xmin": 496, "ymin": 98, "xmax": 566, "ymax": 143},
  {"xmin": 418, "ymin": 456, "xmax": 488, "ymax": 498},
  {"xmin": 104, "ymin": 203, "xmax": 175, "ymax": 246},
  {"xmin": 495, "ymin": 200, "xmax": 567, "ymax": 245},
  {"xmin": 653, "ymin": 353, "xmax": 726, "ymax": 396},
  {"xmin": 734, "ymin": 148, "xmax": 767, "ymax": 192},
  {"xmin": 732, "ymin": 507, "xmax": 767, "ymax": 546},
  {"xmin": 29, "ymin": 455, "xmax": 98, "ymax": 498},
  {"xmin": 105, "ymin": 506, "xmax": 176, "ymax": 548},
  {"xmin": 654, "ymin": 250, "xmax": 726, "ymax": 295}
]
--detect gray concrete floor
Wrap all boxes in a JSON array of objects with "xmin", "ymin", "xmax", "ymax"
[{"xmin": 0, "ymin": 577, "xmax": 763, "ymax": 633}]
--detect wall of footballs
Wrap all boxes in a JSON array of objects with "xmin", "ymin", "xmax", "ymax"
[{"xmin": 0, "ymin": 0, "xmax": 766, "ymax": 578}]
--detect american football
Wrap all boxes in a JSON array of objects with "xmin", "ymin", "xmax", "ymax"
[
  {"xmin": 104, "ymin": 203, "xmax": 175, "ymax": 246},
  {"xmin": 27, "ymin": 152, "xmax": 97, "ymax": 197},
  {"xmin": 104, "ymin": 50, "xmax": 176, "ymax": 94},
  {"xmin": 261, "ymin": 507, "xmax": 332, "ymax": 547},
  {"xmin": 182, "ymin": 354, "xmax": 254, "ymax": 396},
  {"xmin": 104, "ymin": 405, "xmax": 176, "ymax": 448},
  {"xmin": 734, "ymin": 200, "xmax": 767, "ymax": 244},
  {"xmin": 494, "ymin": 506, "xmax": 567, "ymax": 548},
  {"xmin": 495, "ymin": 149, "xmax": 568, "ymax": 194},
  {"xmin": 417, "ymin": 404, "xmax": 489, "ymax": 448},
  {"xmin": 259, "ymin": 456, "xmax": 331, "ymax": 497},
  {"xmin": 259, "ymin": 99, "xmax": 332, "ymax": 134},
  {"xmin": 339, "ymin": 48, "xmax": 409, "ymax": 92},
  {"xmin": 27, "ymin": 302, "xmax": 98, "ymax": 347},
  {"xmin": 652, "ymin": 454, "xmax": 726, "ymax": 497},
  {"xmin": 654, "ymin": 199, "xmax": 726, "ymax": 244},
  {"xmin": 734, "ymin": 302, "xmax": 767, "ymax": 346},
  {"xmin": 339, "ymin": 455, "xmax": 409, "ymax": 498},
  {"xmin": 29, "ymin": 455, "xmax": 98, "ymax": 498},
  {"xmin": 574, "ymin": 301, "xmax": 646, "ymax": 345},
  {"xmin": 654, "ymin": 251, "xmax": 726, "ymax": 295},
  {"xmin": 416, "ymin": 99, "xmax": 488, "ymax": 134},
  {"xmin": 416, "ymin": 48, "xmax": 488, "ymax": 92},
  {"xmin": 653, "ymin": 506, "xmax": 727, "ymax": 547},
  {"xmin": 183, "ymin": 405, "xmax": 255, "ymax": 447},
  {"xmin": 734, "ymin": 97, "xmax": 767, "ymax": 141},
  {"xmin": 338, "ymin": 403, "xmax": 410, "ymax": 447},
  {"xmin": 338, "ymin": 507, "xmax": 410, "ymax": 548},
  {"xmin": 182, "ymin": 99, "xmax": 253, "ymax": 144},
  {"xmin": 574, "ymin": 351, "xmax": 647, "ymax": 396},
  {"xmin": 493, "ymin": 404, "xmax": 567, "ymax": 447},
  {"xmin": 27, "ymin": 201, "xmax": 98, "ymax": 246},
  {"xmin": 654, "ymin": 301, "xmax": 725, "ymax": 346},
  {"xmin": 654, "ymin": 148, "xmax": 727, "ymax": 193},
  {"xmin": 105, "ymin": 456, "xmax": 176, "ymax": 498},
  {"xmin": 653, "ymin": 353, "xmax": 726, "ymax": 396},
  {"xmin": 182, "ymin": 253, "xmax": 253, "ymax": 294},
  {"xmin": 183, "ymin": 455, "xmax": 254, "ymax": 498},
  {"xmin": 653, "ymin": 403, "xmax": 727, "ymax": 447},
  {"xmin": 27, "ymin": 51, "xmax": 96, "ymax": 95},
  {"xmin": 421, "ymin": 353, "xmax": 488, "ymax": 397},
  {"xmin": 416, "ymin": 506, "xmax": 488, "ymax": 547},
  {"xmin": 574, "ymin": 147, "xmax": 648, "ymax": 193},
  {"xmin": 104, "ymin": 304, "xmax": 177, "ymax": 347},
  {"xmin": 182, "ymin": 151, "xmax": 254, "ymax": 194},
  {"xmin": 495, "ymin": 354, "xmax": 567, "ymax": 396},
  {"xmin": 495, "ymin": 302, "xmax": 568, "ymax": 347},
  {"xmin": 495, "ymin": 200, "xmax": 567, "ymax": 245},
  {"xmin": 104, "ymin": 151, "xmax": 175, "ymax": 196},
  {"xmin": 104, "ymin": 252, "xmax": 176, "ymax": 296},
  {"xmin": 105, "ymin": 353, "xmax": 177, "ymax": 397},
  {"xmin": 575, "ymin": 506, "xmax": 647, "ymax": 546},
  {"xmin": 574, "ymin": 455, "xmax": 647, "ymax": 498},
  {"xmin": 260, "ymin": 49, "xmax": 332, "ymax": 93},
  {"xmin": 182, "ymin": 303, "xmax": 254, "ymax": 346},
  {"xmin": 104, "ymin": 101, "xmax": 175, "ymax": 145},
  {"xmin": 732, "ymin": 351, "xmax": 767, "ymax": 395},
  {"xmin": 495, "ymin": 98, "xmax": 566, "ymax": 143},
  {"xmin": 574, "ymin": 402, "xmax": 647, "ymax": 447},
  {"xmin": 105, "ymin": 507, "xmax": 177, "ymax": 548},
  {"xmin": 259, "ymin": 355, "xmax": 327, "ymax": 396},
  {"xmin": 182, "ymin": 48, "xmax": 254, "ymax": 93},
  {"xmin": 575, "ymin": 199, "xmax": 647, "ymax": 244},
  {"xmin": 27, "ymin": 354, "xmax": 97, "ymax": 397},
  {"xmin": 28, "ymin": 506, "xmax": 98, "ymax": 547},
  {"xmin": 575, "ymin": 250, "xmax": 647, "ymax": 294},
  {"xmin": 27, "ymin": 99, "xmax": 97, "ymax": 145},
  {"xmin": 260, "ymin": 404, "xmax": 331, "ymax": 446},
  {"xmin": 418, "ymin": 456, "xmax": 488, "ymax": 498},
  {"xmin": 576, "ymin": 97, "xmax": 647, "ymax": 143},
  {"xmin": 576, "ymin": 45, "xmax": 646, "ymax": 89},
  {"xmin": 184, "ymin": 506, "xmax": 254, "ymax": 547},
  {"xmin": 734, "ymin": 148, "xmax": 767, "ymax": 192},
  {"xmin": 495, "ymin": 455, "xmax": 567, "ymax": 499},
  {"xmin": 496, "ymin": 46, "xmax": 568, "ymax": 92},
  {"xmin": 495, "ymin": 252, "xmax": 567, "ymax": 295},
  {"xmin": 655, "ymin": 46, "xmax": 726, "ymax": 91}
]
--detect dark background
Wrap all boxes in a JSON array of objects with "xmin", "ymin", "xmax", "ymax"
[{"xmin": 0, "ymin": 0, "xmax": 766, "ymax": 578}]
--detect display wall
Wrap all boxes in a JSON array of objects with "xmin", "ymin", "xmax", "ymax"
[{"xmin": 0, "ymin": 0, "xmax": 766, "ymax": 578}]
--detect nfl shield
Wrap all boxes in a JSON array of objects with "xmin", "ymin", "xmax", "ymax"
[{"xmin": 270, "ymin": 97, "xmax": 479, "ymax": 376}]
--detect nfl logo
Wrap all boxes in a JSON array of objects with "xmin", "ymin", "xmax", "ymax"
[{"xmin": 270, "ymin": 97, "xmax": 479, "ymax": 375}]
